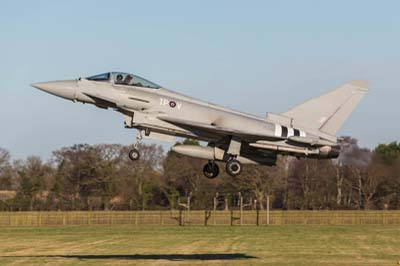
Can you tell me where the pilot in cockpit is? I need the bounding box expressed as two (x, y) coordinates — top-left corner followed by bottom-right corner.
(124, 75), (133, 84)
(86, 72), (161, 89)
(115, 74), (124, 84)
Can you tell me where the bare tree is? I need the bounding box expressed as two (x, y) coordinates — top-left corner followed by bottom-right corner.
(0, 148), (14, 190)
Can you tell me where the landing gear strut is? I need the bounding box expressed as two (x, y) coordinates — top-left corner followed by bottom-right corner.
(203, 161), (219, 179)
(226, 159), (242, 177)
(225, 137), (243, 177)
(129, 131), (143, 161)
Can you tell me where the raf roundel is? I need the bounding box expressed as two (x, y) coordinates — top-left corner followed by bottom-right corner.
(169, 101), (177, 108)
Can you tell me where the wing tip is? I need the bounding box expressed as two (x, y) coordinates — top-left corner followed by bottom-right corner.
(349, 80), (369, 92)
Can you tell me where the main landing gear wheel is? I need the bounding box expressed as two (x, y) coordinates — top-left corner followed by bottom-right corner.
(203, 161), (220, 179)
(226, 160), (242, 177)
(129, 148), (140, 161)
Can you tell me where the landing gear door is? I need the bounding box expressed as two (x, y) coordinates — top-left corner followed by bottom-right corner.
(124, 112), (148, 127)
(132, 111), (148, 125)
(143, 131), (176, 143)
(124, 114), (134, 128)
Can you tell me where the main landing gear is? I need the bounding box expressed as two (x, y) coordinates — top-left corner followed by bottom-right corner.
(225, 159), (242, 177)
(202, 159), (242, 178)
(203, 161), (220, 179)
(129, 132), (142, 161)
(224, 137), (242, 177)
(202, 137), (243, 178)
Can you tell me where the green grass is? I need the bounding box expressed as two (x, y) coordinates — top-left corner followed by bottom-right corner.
(0, 225), (399, 266)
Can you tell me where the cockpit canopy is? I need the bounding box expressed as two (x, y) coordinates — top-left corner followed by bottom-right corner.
(86, 72), (161, 89)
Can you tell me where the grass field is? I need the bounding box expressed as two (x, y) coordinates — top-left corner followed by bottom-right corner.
(0, 225), (399, 266)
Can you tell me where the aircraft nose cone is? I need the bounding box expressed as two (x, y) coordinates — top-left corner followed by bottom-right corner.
(31, 80), (77, 100)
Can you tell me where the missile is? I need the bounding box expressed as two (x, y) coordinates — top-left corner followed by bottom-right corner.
(288, 136), (336, 146)
(250, 141), (340, 158)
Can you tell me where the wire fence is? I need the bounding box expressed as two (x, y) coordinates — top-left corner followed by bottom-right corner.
(0, 210), (400, 227)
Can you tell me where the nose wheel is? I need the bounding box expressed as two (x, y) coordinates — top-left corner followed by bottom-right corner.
(129, 148), (140, 161)
(226, 159), (242, 177)
(203, 161), (220, 179)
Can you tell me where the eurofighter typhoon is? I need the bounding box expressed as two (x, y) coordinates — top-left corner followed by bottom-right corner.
(32, 72), (368, 178)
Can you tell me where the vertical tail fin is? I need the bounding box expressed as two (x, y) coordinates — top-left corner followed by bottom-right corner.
(282, 80), (369, 136)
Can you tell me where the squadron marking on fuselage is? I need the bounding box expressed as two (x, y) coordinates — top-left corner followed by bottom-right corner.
(160, 97), (182, 109)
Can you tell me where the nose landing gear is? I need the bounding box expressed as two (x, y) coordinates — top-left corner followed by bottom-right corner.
(128, 131), (143, 161)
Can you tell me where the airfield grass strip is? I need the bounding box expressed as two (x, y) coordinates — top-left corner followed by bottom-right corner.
(0, 225), (399, 266)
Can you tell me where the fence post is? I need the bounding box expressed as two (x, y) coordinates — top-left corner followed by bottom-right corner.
(179, 209), (183, 226)
(334, 211), (338, 225)
(38, 212), (42, 227)
(204, 210), (212, 226)
(304, 210), (307, 225)
(187, 193), (191, 225)
(256, 206), (259, 226)
(239, 192), (243, 226)
(266, 195), (270, 226)
(382, 211), (386, 225)
(213, 192), (218, 226)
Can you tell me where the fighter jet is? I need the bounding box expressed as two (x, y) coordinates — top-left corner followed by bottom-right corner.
(32, 72), (368, 178)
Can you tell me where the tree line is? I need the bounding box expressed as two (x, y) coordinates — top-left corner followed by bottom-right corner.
(0, 137), (399, 211)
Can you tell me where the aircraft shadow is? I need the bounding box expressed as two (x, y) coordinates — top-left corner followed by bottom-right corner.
(1, 253), (257, 261)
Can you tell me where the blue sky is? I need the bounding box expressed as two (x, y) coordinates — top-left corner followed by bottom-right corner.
(0, 0), (399, 159)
